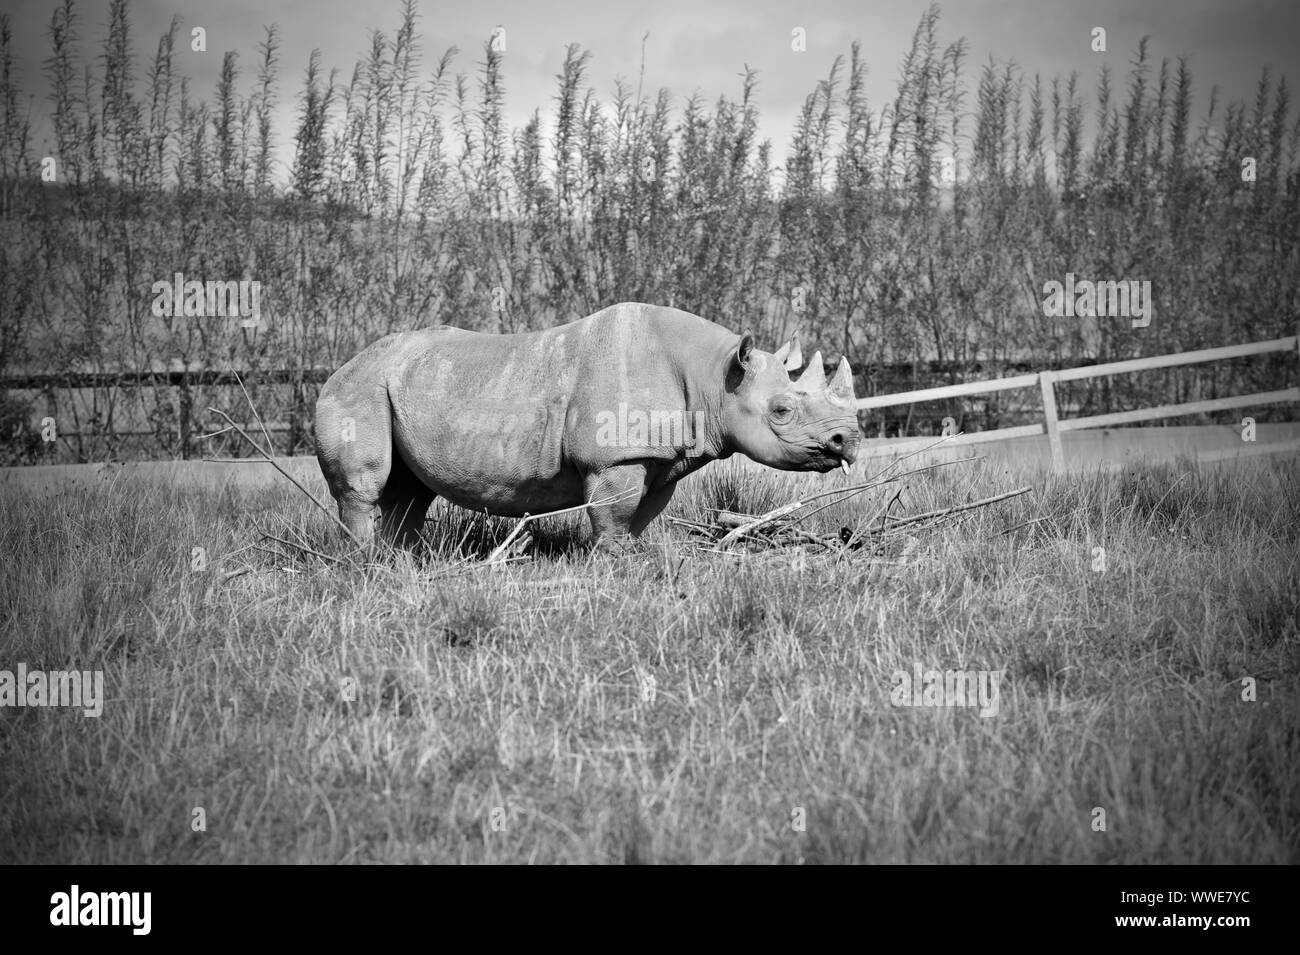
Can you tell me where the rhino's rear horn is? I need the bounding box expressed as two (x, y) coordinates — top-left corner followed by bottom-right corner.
(774, 337), (803, 372)
(829, 356), (856, 404)
(794, 351), (826, 393)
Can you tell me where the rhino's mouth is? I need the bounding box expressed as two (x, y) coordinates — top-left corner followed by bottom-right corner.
(807, 448), (853, 474)
(780, 433), (857, 473)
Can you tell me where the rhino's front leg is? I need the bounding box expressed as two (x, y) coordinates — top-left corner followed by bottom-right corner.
(583, 462), (656, 552)
(629, 480), (679, 536)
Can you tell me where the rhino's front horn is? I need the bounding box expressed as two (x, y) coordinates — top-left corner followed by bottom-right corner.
(829, 356), (857, 404)
(794, 351), (826, 393)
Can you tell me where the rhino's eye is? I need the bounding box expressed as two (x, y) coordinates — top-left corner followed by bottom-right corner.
(768, 397), (795, 423)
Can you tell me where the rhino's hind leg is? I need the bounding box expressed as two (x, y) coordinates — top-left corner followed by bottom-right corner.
(377, 452), (436, 550)
(315, 388), (393, 547)
(337, 495), (378, 545)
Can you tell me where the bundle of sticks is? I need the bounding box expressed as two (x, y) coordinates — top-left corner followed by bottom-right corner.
(671, 454), (1032, 558)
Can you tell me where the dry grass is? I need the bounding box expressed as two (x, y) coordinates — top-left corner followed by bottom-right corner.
(1, 456), (1297, 863)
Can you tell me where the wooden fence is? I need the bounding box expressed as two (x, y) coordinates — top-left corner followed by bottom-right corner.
(855, 334), (1300, 472)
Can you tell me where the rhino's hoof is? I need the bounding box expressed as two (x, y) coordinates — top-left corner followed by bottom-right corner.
(590, 536), (640, 557)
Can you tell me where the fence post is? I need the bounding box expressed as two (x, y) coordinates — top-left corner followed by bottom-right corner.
(179, 370), (192, 460)
(1040, 370), (1065, 473)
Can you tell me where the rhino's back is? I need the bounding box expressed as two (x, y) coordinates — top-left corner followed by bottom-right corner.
(387, 302), (734, 417)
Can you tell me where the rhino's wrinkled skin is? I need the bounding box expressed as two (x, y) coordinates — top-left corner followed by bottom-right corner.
(314, 302), (860, 549)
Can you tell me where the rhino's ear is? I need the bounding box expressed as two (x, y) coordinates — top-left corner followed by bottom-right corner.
(736, 334), (755, 367)
(727, 334), (757, 390)
(738, 332), (759, 369)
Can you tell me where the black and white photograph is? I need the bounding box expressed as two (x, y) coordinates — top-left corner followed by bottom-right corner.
(0, 0), (1296, 890)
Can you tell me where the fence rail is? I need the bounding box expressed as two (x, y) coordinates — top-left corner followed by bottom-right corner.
(855, 334), (1300, 471)
(0, 368), (332, 389)
(5, 337), (1298, 470)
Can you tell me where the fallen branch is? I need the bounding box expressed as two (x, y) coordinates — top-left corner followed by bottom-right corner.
(667, 515), (715, 531)
(260, 529), (344, 564)
(793, 456), (977, 527)
(717, 499), (817, 547)
(716, 455), (978, 548)
(871, 486), (1034, 532)
(712, 511), (841, 549)
(691, 458), (1026, 557)
(1001, 516), (1052, 536)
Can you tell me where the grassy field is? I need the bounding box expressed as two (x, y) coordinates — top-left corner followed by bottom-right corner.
(1, 455), (1297, 863)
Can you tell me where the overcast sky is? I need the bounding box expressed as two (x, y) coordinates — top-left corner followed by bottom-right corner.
(6, 0), (1298, 179)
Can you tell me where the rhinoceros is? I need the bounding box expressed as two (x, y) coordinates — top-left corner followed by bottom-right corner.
(314, 302), (860, 550)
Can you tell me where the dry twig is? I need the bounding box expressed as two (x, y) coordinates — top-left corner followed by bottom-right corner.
(872, 486), (1033, 532)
